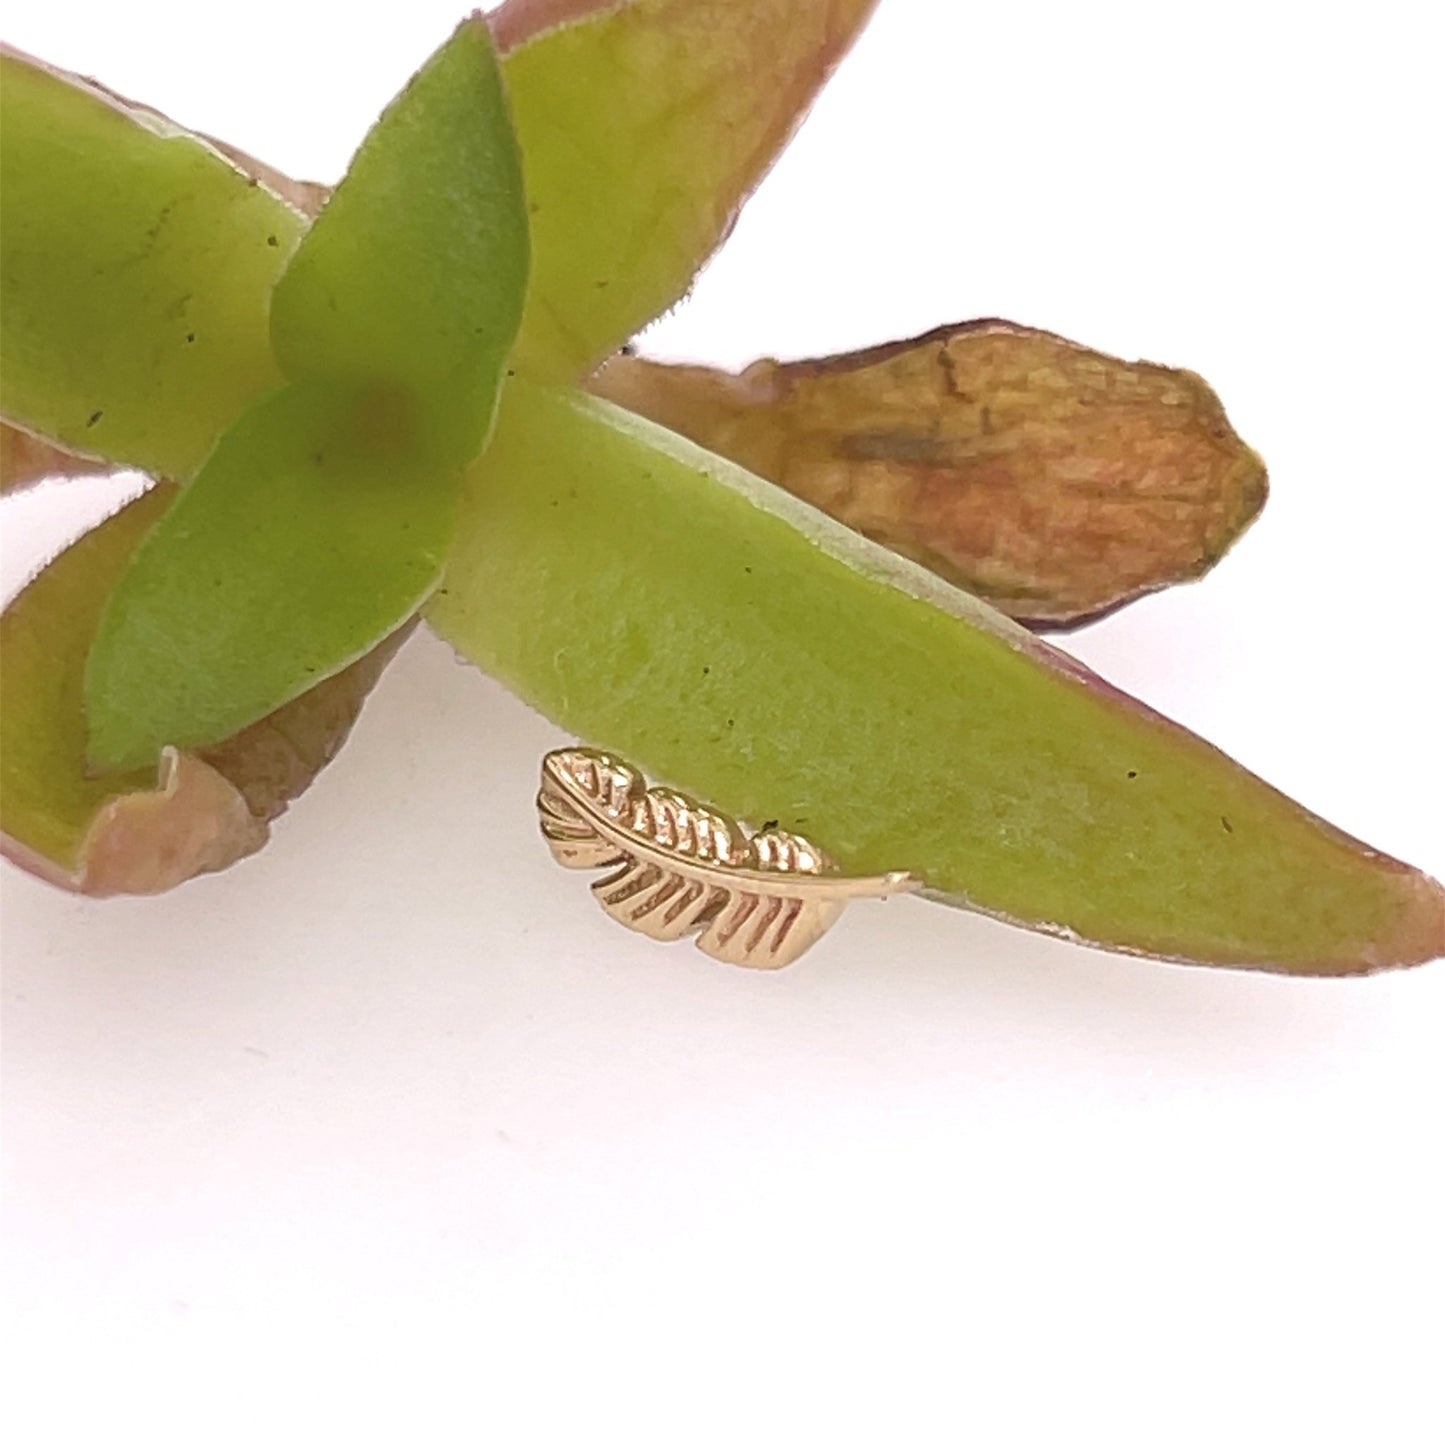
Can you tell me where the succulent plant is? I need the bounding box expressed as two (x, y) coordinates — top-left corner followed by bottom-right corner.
(2, 0), (1440, 974)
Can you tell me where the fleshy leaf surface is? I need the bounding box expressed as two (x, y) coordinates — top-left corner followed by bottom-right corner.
(84, 20), (529, 771)
(498, 0), (878, 378)
(0, 488), (405, 893)
(427, 382), (1444, 974)
(590, 324), (1269, 628)
(0, 46), (304, 478)
(271, 15), (527, 468)
(84, 385), (458, 770)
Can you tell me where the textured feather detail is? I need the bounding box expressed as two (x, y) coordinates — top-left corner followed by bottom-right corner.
(538, 748), (916, 968)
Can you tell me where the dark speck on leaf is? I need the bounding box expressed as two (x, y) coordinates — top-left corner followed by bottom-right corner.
(726, 718), (734, 728)
(595, 279), (609, 289)
(266, 234), (279, 247)
(744, 566), (752, 574)
(1221, 816), (1234, 833)
(186, 332), (196, 343)
(1127, 770), (1138, 779)
(86, 410), (102, 427)
(761, 819), (778, 831)
(702, 666), (710, 675)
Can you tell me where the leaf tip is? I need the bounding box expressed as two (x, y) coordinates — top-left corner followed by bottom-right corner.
(1369, 863), (1445, 972)
(75, 747), (268, 895)
(2, 748), (267, 897)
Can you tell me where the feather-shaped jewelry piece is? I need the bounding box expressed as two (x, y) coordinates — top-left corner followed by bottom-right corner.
(538, 748), (917, 968)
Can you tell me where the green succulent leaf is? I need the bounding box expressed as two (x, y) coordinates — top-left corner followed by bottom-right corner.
(0, 45), (303, 478)
(499, 0), (878, 379)
(83, 18), (529, 771)
(271, 15), (527, 468)
(427, 382), (1444, 974)
(2, 488), (175, 870)
(84, 384), (458, 771)
(0, 485), (408, 893)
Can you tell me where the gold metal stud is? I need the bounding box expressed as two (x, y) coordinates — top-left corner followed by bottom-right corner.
(538, 748), (917, 968)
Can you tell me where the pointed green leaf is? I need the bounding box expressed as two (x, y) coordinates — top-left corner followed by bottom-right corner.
(499, 0), (878, 378)
(84, 21), (529, 770)
(85, 383), (457, 771)
(426, 382), (1444, 974)
(271, 15), (527, 467)
(0, 46), (303, 477)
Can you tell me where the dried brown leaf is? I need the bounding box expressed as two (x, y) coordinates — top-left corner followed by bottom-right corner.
(590, 321), (1269, 628)
(195, 621), (411, 825)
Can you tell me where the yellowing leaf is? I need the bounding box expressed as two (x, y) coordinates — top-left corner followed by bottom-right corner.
(590, 323), (1269, 628)
(500, 0), (878, 378)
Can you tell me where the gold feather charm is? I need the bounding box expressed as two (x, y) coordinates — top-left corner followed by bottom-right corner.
(538, 748), (917, 969)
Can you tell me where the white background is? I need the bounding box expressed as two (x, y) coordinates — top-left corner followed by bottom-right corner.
(3, 2), (1442, 1440)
